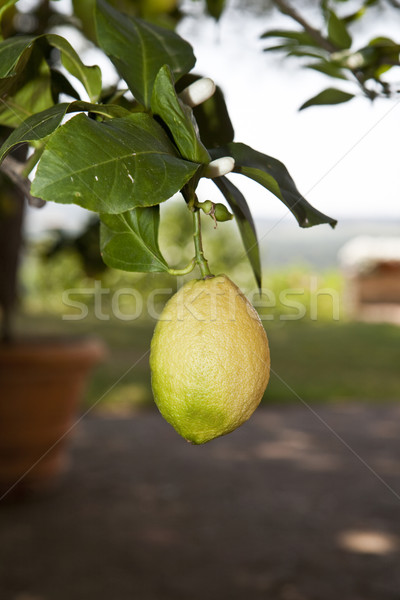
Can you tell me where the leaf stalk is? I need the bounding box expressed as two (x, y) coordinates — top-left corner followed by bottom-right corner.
(167, 258), (196, 276)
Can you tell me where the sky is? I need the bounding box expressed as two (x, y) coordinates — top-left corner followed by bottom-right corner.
(23, 0), (400, 234)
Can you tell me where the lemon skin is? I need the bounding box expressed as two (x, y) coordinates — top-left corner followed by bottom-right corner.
(150, 275), (270, 444)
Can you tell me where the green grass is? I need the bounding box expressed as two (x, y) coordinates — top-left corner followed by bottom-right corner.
(266, 320), (400, 403)
(13, 312), (400, 411)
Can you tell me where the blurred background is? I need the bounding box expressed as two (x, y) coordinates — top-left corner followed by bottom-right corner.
(1, 0), (400, 599)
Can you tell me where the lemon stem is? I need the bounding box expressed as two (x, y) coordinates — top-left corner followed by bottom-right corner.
(193, 208), (213, 278)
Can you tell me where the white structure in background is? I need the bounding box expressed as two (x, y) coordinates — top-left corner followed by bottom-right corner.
(339, 236), (400, 324)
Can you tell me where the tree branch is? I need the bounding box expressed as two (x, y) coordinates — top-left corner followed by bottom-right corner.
(0, 156), (45, 208)
(272, 0), (378, 101)
(272, 0), (336, 52)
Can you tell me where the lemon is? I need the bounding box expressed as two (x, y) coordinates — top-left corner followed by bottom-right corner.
(150, 275), (270, 444)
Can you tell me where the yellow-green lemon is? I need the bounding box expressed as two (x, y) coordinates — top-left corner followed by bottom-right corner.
(150, 275), (270, 444)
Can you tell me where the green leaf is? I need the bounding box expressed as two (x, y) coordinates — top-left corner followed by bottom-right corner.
(100, 207), (169, 272)
(0, 36), (35, 84)
(0, 103), (69, 162)
(285, 47), (329, 60)
(263, 43), (328, 61)
(213, 176), (261, 289)
(210, 143), (337, 229)
(205, 0), (226, 20)
(0, 0), (18, 20)
(151, 65), (209, 163)
(262, 42), (298, 53)
(31, 112), (200, 213)
(0, 33), (101, 96)
(0, 0), (18, 38)
(368, 38), (400, 70)
(342, 7), (366, 25)
(369, 36), (400, 49)
(299, 87), (354, 110)
(306, 61), (348, 80)
(0, 101), (131, 163)
(45, 34), (102, 102)
(175, 73), (234, 148)
(95, 0), (196, 107)
(260, 29), (319, 47)
(72, 0), (97, 43)
(327, 9), (352, 50)
(0, 44), (53, 127)
(0, 32), (102, 125)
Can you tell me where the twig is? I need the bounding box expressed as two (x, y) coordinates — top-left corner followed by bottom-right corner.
(386, 0), (400, 8)
(273, 0), (336, 52)
(0, 156), (45, 208)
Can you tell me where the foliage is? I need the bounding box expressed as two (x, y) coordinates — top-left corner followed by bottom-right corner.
(261, 0), (400, 108)
(20, 200), (252, 315)
(0, 0), (336, 301)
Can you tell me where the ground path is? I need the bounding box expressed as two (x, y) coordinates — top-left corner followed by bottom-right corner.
(1, 403), (400, 600)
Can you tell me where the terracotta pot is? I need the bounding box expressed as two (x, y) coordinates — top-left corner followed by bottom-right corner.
(0, 337), (105, 495)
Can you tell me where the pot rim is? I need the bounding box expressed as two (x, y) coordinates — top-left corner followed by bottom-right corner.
(0, 337), (107, 365)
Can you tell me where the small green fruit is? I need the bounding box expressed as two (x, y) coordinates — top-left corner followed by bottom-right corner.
(197, 200), (213, 214)
(213, 203), (233, 222)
